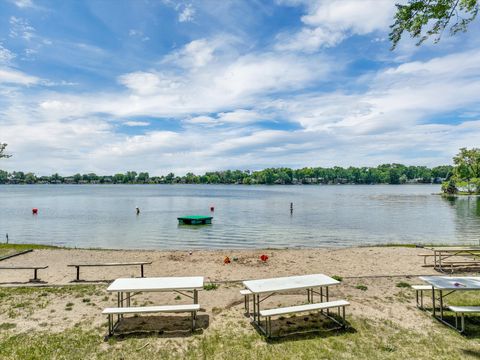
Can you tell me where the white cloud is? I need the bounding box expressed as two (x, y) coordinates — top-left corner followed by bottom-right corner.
(276, 0), (397, 52)
(163, 39), (216, 69)
(123, 121), (150, 127)
(10, 0), (35, 8)
(118, 72), (165, 95)
(0, 45), (16, 64)
(128, 29), (149, 42)
(0, 67), (39, 85)
(178, 4), (195, 23)
(9, 16), (36, 41)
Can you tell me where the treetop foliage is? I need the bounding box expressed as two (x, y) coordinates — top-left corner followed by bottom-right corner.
(390, 0), (478, 49)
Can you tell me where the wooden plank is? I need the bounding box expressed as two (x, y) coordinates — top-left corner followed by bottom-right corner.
(0, 249), (33, 262)
(67, 262), (151, 267)
(0, 266), (48, 270)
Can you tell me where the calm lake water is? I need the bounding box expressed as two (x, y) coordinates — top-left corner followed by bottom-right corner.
(0, 185), (479, 250)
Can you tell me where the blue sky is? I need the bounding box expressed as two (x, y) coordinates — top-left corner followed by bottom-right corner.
(1, 0), (480, 175)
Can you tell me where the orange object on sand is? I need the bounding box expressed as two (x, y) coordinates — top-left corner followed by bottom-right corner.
(260, 254), (269, 262)
(224, 256), (231, 264)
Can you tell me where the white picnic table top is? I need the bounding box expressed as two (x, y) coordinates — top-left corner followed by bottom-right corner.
(243, 274), (339, 294)
(426, 247), (480, 252)
(419, 276), (480, 290)
(107, 276), (204, 292)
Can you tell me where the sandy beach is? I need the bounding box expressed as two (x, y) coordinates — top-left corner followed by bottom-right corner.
(0, 246), (441, 332)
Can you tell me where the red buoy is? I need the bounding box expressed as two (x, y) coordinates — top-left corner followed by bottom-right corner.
(32, 208), (38, 215)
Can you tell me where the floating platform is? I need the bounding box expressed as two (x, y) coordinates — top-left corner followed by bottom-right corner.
(178, 215), (213, 225)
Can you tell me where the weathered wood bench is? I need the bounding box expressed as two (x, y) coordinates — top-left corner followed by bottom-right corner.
(0, 266), (48, 282)
(259, 300), (349, 337)
(411, 284), (431, 309)
(442, 261), (480, 273)
(448, 306), (480, 333)
(103, 304), (200, 335)
(68, 261), (152, 281)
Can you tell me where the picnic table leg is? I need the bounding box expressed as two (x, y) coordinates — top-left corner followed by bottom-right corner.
(140, 264), (144, 278)
(326, 286), (330, 315)
(76, 266), (80, 281)
(432, 287), (436, 317)
(117, 293), (121, 322)
(439, 290), (443, 320)
(257, 295), (261, 323)
(126, 292), (131, 307)
(193, 290), (198, 304)
(30, 268), (39, 282)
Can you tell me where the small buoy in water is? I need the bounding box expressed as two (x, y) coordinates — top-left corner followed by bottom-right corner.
(210, 206), (215, 212)
(32, 208), (38, 215)
(136, 207), (140, 215)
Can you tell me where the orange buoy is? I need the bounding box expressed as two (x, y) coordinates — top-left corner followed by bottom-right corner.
(32, 208), (38, 214)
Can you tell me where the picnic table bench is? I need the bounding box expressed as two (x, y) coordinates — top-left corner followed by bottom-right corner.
(243, 274), (348, 337)
(0, 265), (48, 282)
(68, 261), (152, 281)
(103, 304), (200, 334)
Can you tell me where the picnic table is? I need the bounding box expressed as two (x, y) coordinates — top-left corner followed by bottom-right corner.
(243, 274), (342, 336)
(105, 276), (204, 335)
(419, 276), (480, 332)
(425, 247), (480, 272)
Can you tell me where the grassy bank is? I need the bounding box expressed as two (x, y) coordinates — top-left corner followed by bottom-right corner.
(0, 243), (62, 258)
(1, 285), (480, 359)
(1, 316), (479, 359)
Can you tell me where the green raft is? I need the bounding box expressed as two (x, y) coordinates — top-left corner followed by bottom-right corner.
(178, 215), (213, 225)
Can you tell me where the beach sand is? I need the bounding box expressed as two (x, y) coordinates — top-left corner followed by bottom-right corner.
(0, 246), (447, 336)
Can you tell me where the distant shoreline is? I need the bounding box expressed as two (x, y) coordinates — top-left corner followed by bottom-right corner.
(0, 182), (441, 186)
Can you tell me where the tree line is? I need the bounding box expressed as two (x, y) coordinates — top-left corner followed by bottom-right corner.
(0, 164), (452, 185)
(442, 147), (480, 194)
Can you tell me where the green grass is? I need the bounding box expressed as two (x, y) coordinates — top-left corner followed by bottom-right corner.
(203, 283), (219, 291)
(0, 243), (62, 257)
(355, 285), (368, 291)
(396, 282), (411, 288)
(0, 317), (480, 359)
(332, 275), (343, 282)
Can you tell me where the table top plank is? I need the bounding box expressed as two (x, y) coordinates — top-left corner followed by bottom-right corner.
(243, 274), (339, 294)
(426, 247), (480, 252)
(107, 276), (204, 292)
(419, 276), (480, 290)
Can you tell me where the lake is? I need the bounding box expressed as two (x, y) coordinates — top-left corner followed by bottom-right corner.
(0, 184), (479, 250)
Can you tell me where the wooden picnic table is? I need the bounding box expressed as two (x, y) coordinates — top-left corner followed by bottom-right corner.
(425, 247), (480, 272)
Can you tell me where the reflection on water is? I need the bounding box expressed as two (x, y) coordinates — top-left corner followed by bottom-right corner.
(443, 195), (480, 245)
(0, 185), (479, 250)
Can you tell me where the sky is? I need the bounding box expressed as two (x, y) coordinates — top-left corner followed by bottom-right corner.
(0, 0), (479, 176)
